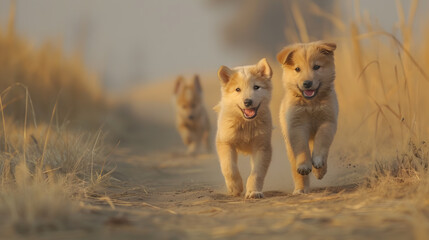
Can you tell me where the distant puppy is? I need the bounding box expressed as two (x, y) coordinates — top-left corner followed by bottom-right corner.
(277, 41), (338, 194)
(174, 75), (211, 154)
(215, 58), (273, 199)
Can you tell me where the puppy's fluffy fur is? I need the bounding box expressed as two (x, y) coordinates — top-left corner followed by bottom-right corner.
(215, 58), (273, 199)
(277, 41), (338, 194)
(174, 75), (211, 154)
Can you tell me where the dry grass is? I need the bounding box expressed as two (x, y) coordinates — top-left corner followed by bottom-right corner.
(0, 4), (107, 126)
(0, 4), (113, 235)
(0, 162), (78, 234)
(0, 120), (113, 235)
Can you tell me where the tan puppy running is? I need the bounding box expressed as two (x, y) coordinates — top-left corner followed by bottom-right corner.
(215, 58), (273, 199)
(174, 75), (211, 155)
(277, 41), (338, 194)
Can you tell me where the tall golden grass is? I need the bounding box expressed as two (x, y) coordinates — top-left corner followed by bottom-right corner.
(0, 4), (113, 235)
(0, 4), (107, 126)
(0, 123), (111, 234)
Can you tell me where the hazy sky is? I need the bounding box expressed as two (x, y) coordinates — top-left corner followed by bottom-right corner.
(0, 0), (427, 89)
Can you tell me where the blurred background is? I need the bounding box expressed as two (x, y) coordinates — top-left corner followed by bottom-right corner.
(1, 0), (427, 89)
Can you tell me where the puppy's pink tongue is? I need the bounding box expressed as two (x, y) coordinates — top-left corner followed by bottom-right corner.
(244, 109), (256, 117)
(303, 90), (315, 97)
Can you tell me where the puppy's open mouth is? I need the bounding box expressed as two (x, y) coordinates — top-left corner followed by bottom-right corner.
(237, 103), (261, 120)
(299, 84), (321, 99)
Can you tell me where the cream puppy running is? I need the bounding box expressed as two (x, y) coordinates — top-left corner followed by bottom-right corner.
(215, 58), (273, 199)
(174, 75), (211, 155)
(277, 41), (338, 194)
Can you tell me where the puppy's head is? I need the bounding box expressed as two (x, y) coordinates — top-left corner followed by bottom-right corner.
(217, 58), (272, 120)
(277, 41), (336, 100)
(174, 75), (203, 121)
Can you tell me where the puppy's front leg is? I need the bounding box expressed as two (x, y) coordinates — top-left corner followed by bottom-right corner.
(312, 121), (336, 179)
(178, 126), (194, 154)
(178, 126), (189, 143)
(186, 135), (198, 155)
(217, 142), (243, 196)
(202, 129), (211, 153)
(245, 144), (272, 199)
(286, 125), (311, 194)
(285, 143), (310, 194)
(288, 125), (312, 175)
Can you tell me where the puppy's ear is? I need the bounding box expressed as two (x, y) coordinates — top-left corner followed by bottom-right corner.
(193, 75), (202, 93)
(255, 58), (272, 79)
(318, 42), (337, 55)
(277, 45), (296, 66)
(218, 65), (233, 86)
(174, 76), (184, 95)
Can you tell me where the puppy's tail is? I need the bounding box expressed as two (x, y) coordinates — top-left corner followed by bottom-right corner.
(213, 102), (221, 113)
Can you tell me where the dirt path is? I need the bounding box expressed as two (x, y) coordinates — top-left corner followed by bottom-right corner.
(93, 71), (429, 239)
(65, 145), (418, 240)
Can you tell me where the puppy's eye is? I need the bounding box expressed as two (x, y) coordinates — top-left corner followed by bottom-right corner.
(253, 85), (260, 90)
(236, 88), (241, 92)
(295, 67), (301, 72)
(313, 65), (321, 70)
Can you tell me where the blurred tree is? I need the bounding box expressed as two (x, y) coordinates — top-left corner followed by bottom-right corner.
(209, 0), (335, 56)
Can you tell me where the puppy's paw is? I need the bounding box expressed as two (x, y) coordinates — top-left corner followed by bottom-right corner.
(293, 189), (309, 195)
(227, 182), (243, 197)
(297, 164), (312, 175)
(313, 167), (327, 180)
(312, 156), (325, 169)
(245, 191), (264, 199)
(186, 147), (197, 156)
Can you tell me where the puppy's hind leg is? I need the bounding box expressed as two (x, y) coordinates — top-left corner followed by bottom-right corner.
(245, 145), (272, 199)
(312, 122), (336, 180)
(217, 143), (243, 196)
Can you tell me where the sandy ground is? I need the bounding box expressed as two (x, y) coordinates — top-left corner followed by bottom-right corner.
(50, 144), (416, 240)
(54, 78), (415, 240)
(19, 79), (422, 240)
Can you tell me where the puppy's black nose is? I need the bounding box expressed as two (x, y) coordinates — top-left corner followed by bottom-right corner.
(244, 99), (253, 107)
(188, 115), (194, 120)
(303, 80), (313, 89)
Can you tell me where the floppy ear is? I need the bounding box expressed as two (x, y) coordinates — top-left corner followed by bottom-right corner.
(174, 76), (184, 95)
(193, 75), (202, 93)
(277, 46), (296, 66)
(318, 42), (337, 55)
(218, 65), (233, 86)
(255, 58), (272, 79)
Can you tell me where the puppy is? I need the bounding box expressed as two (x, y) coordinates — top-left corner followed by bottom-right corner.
(174, 75), (211, 154)
(215, 58), (273, 199)
(277, 41), (338, 194)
